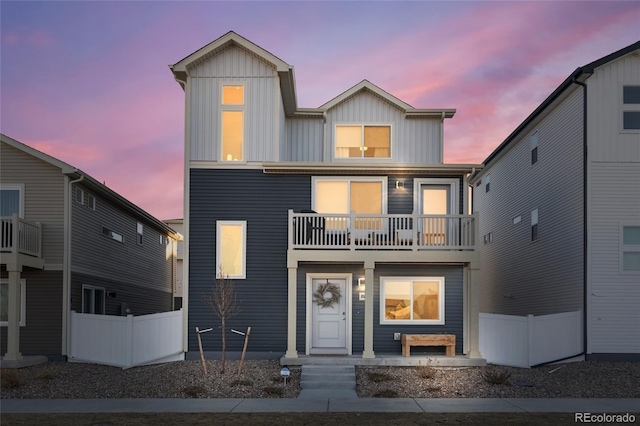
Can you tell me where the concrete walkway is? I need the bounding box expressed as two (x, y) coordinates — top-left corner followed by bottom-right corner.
(2, 398), (638, 414)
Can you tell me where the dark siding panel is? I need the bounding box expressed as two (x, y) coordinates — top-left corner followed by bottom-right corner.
(189, 169), (467, 354)
(189, 169), (311, 353)
(71, 272), (173, 316)
(71, 184), (174, 295)
(0, 269), (63, 356)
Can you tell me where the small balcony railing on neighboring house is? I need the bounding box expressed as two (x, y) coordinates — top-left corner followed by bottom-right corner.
(0, 214), (43, 259)
(288, 210), (477, 251)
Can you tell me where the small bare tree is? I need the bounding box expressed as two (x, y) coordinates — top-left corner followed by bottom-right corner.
(203, 268), (241, 373)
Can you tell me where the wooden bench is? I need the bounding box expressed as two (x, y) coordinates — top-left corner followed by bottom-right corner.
(401, 334), (456, 357)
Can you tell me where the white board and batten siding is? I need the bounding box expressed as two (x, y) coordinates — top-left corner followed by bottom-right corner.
(474, 87), (584, 316)
(586, 51), (640, 354)
(188, 46), (280, 162)
(324, 91), (444, 164)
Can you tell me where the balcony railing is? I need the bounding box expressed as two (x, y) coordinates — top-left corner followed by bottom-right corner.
(0, 214), (42, 259)
(288, 210), (476, 251)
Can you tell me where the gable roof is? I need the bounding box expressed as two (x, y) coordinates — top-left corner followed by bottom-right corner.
(170, 31), (298, 116)
(0, 133), (180, 239)
(474, 40), (640, 177)
(319, 80), (455, 118)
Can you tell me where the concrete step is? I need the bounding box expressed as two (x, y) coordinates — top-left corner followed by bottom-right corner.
(299, 365), (357, 396)
(300, 380), (355, 390)
(297, 389), (359, 399)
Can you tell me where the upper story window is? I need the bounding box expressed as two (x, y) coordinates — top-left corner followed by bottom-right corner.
(530, 131), (539, 165)
(484, 174), (491, 193)
(335, 125), (391, 159)
(622, 86), (640, 131)
(531, 208), (539, 242)
(136, 222), (143, 245)
(221, 85), (244, 162)
(75, 187), (84, 205)
(0, 184), (23, 217)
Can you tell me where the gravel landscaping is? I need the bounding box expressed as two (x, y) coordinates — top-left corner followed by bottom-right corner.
(2, 359), (639, 399)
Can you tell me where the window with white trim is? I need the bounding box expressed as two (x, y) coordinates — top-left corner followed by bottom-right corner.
(87, 194), (96, 210)
(622, 86), (640, 131)
(75, 187), (84, 205)
(216, 221), (246, 279)
(82, 285), (105, 314)
(531, 208), (539, 242)
(0, 279), (26, 326)
(530, 131), (539, 165)
(621, 225), (640, 271)
(0, 184), (23, 217)
(380, 277), (445, 325)
(335, 125), (391, 158)
(485, 174), (491, 193)
(221, 84), (244, 161)
(136, 222), (143, 245)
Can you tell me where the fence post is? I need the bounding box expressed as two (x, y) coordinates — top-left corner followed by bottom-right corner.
(527, 314), (534, 367)
(127, 314), (134, 368)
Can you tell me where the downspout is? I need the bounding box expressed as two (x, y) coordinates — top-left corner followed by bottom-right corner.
(175, 74), (190, 355)
(322, 111), (327, 162)
(63, 172), (84, 358)
(573, 76), (589, 359)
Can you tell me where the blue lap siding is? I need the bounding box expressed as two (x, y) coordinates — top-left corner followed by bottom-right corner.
(189, 168), (466, 355)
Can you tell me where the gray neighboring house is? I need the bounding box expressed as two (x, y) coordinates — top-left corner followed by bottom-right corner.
(164, 218), (184, 309)
(1, 134), (182, 362)
(470, 41), (640, 361)
(171, 31), (484, 362)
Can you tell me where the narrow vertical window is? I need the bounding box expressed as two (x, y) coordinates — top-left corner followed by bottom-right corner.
(216, 221), (246, 279)
(485, 174), (491, 193)
(75, 187), (84, 205)
(531, 208), (539, 242)
(221, 85), (244, 161)
(87, 194), (96, 210)
(622, 86), (640, 130)
(136, 222), (143, 245)
(530, 131), (538, 165)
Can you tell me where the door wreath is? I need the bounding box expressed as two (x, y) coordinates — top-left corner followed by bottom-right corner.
(313, 281), (342, 308)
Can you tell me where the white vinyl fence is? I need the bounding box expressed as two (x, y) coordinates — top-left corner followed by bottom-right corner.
(479, 310), (582, 368)
(69, 309), (184, 368)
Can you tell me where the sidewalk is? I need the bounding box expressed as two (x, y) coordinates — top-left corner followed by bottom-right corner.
(2, 398), (639, 414)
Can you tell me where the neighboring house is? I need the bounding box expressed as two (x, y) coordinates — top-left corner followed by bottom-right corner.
(471, 41), (640, 361)
(0, 134), (182, 362)
(164, 219), (184, 309)
(170, 31), (483, 362)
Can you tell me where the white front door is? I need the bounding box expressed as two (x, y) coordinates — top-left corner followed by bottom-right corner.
(309, 277), (349, 354)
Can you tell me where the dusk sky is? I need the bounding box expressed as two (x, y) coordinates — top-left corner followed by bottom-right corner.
(2, 1), (639, 220)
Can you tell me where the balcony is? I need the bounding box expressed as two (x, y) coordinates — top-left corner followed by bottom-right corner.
(1, 214), (44, 269)
(288, 210), (477, 251)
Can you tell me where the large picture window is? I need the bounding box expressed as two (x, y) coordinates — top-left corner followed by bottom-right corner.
(380, 277), (445, 325)
(216, 221), (246, 279)
(335, 125), (391, 158)
(221, 84), (244, 161)
(313, 177), (386, 230)
(0, 279), (26, 326)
